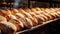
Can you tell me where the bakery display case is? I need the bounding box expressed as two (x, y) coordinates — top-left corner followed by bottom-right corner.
(0, 0), (60, 34)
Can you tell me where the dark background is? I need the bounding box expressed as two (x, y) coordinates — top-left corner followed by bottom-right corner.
(0, 0), (60, 8)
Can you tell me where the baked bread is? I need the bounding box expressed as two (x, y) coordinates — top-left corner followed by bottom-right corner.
(0, 21), (17, 34)
(18, 18), (33, 28)
(9, 19), (23, 31)
(0, 15), (7, 22)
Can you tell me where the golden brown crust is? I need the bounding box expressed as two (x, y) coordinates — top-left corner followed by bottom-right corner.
(0, 21), (17, 34)
(19, 18), (33, 28)
(9, 19), (23, 31)
(0, 15), (7, 22)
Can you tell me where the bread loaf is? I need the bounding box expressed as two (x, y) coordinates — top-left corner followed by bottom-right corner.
(0, 21), (17, 34)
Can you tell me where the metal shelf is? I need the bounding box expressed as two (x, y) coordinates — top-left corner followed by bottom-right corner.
(16, 18), (60, 34)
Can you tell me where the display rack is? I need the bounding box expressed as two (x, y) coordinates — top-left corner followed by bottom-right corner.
(16, 18), (60, 34)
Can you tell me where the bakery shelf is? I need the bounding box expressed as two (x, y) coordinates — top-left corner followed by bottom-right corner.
(16, 18), (60, 34)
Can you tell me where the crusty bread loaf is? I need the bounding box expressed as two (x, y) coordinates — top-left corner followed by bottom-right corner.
(0, 21), (17, 34)
(9, 19), (23, 31)
(18, 18), (33, 28)
(31, 8), (39, 15)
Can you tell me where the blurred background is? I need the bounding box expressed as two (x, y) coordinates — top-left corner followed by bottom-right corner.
(0, 0), (60, 8)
